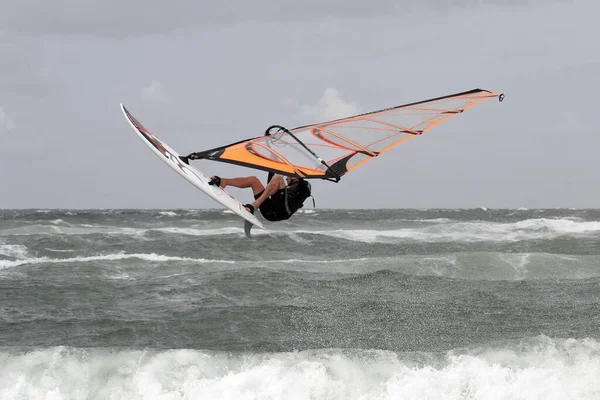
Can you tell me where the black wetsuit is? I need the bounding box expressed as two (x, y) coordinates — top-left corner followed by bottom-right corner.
(254, 173), (312, 222)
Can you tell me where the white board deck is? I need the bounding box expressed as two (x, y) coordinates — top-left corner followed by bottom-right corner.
(120, 104), (264, 230)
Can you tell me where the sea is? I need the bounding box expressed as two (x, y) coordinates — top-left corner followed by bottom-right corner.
(0, 208), (599, 399)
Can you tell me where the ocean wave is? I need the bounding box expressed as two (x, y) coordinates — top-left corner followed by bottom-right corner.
(0, 224), (146, 237)
(3, 249), (599, 280)
(0, 244), (29, 259)
(270, 252), (600, 280)
(0, 251), (371, 271)
(327, 252), (600, 280)
(0, 336), (597, 399)
(150, 217), (600, 243)
(155, 227), (242, 236)
(289, 217), (600, 243)
(0, 224), (246, 238)
(151, 217), (600, 242)
(0, 253), (237, 269)
(3, 217), (599, 243)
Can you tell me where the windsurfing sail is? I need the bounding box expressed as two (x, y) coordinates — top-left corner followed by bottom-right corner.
(191, 88), (504, 182)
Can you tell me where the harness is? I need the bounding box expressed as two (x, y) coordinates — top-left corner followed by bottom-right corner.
(283, 180), (315, 216)
(283, 179), (313, 216)
(263, 172), (315, 220)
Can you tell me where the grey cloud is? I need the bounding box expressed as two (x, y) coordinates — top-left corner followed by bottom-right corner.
(0, 0), (598, 209)
(1, 0), (573, 37)
(141, 80), (172, 105)
(0, 33), (56, 97)
(300, 88), (361, 122)
(0, 106), (16, 132)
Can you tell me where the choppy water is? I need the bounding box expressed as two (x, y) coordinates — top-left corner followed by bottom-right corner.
(1, 208), (599, 399)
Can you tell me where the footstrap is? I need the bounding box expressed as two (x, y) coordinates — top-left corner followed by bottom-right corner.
(208, 176), (221, 186)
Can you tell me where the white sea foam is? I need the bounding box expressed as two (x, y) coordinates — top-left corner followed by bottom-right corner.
(0, 336), (598, 399)
(513, 218), (600, 233)
(0, 244), (29, 259)
(44, 249), (77, 253)
(5, 217), (598, 242)
(0, 224), (145, 237)
(0, 251), (369, 271)
(3, 248), (597, 281)
(158, 211), (178, 217)
(0, 253), (236, 269)
(155, 227), (242, 236)
(416, 217), (453, 223)
(293, 217), (600, 243)
(257, 252), (600, 280)
(297, 209), (317, 215)
(49, 219), (70, 226)
(262, 257), (369, 264)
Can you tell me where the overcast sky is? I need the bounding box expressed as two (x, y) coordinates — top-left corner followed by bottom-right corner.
(1, 0), (598, 209)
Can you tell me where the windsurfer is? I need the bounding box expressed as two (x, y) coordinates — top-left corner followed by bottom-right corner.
(206, 173), (312, 222)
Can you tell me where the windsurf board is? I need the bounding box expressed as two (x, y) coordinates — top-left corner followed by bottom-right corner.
(120, 104), (264, 234)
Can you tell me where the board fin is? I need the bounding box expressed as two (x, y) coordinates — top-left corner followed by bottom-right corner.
(244, 220), (254, 239)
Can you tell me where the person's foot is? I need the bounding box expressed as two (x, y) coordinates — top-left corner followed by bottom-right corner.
(208, 176), (222, 187)
(181, 153), (200, 165)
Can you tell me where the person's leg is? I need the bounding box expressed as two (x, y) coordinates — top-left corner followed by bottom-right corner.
(217, 176), (264, 196)
(249, 175), (285, 210)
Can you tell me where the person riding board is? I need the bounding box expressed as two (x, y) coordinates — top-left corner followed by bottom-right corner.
(180, 154), (313, 222)
(209, 173), (312, 221)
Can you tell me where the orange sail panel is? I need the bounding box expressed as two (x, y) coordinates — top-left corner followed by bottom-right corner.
(196, 88), (503, 180)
